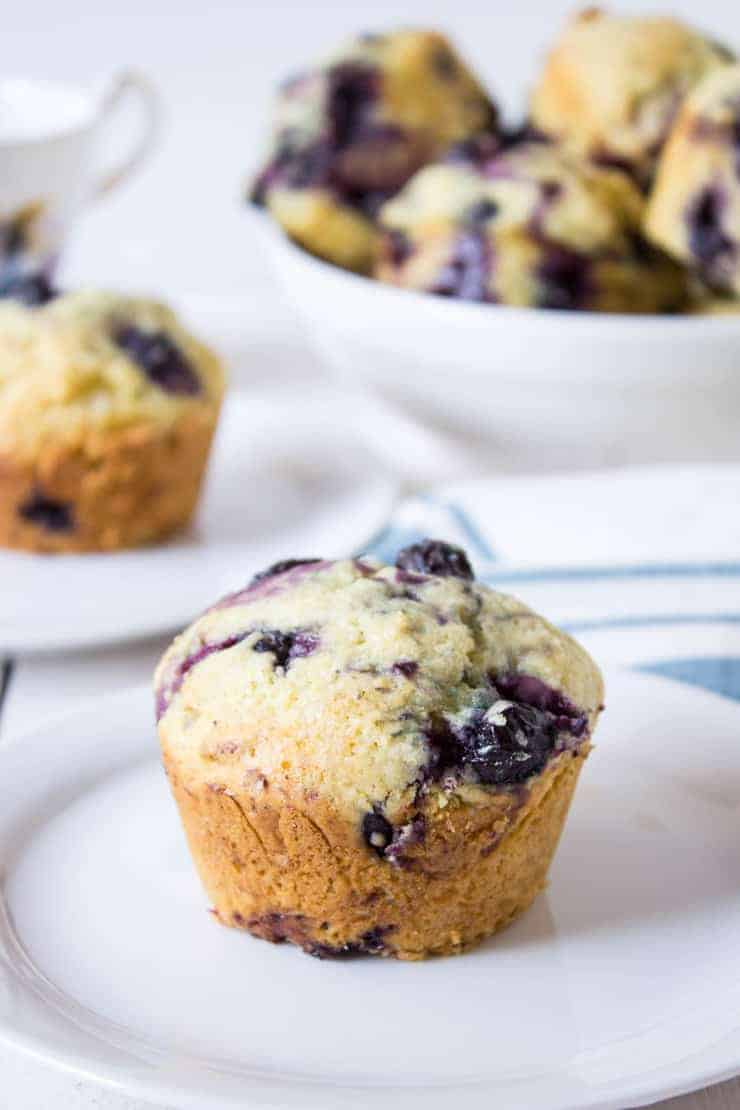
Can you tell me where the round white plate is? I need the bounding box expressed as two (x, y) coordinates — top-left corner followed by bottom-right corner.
(0, 391), (394, 654)
(1, 669), (739, 1110)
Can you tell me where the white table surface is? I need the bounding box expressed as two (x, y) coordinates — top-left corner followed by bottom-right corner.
(4, 0), (740, 1105)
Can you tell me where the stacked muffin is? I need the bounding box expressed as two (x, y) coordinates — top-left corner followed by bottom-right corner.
(376, 139), (686, 312)
(0, 286), (225, 552)
(251, 30), (496, 273)
(253, 11), (740, 313)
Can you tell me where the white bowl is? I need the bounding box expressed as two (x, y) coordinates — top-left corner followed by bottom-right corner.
(251, 210), (740, 472)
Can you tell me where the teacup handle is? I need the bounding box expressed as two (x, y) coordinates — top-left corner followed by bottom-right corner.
(93, 70), (161, 198)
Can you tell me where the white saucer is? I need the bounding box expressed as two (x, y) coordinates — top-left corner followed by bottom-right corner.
(1, 668), (738, 1109)
(0, 391), (394, 654)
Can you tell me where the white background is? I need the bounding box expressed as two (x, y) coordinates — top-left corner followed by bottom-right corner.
(4, 2), (740, 1107)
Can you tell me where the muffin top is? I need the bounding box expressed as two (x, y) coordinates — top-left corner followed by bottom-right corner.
(529, 8), (729, 180)
(373, 141), (688, 310)
(156, 542), (604, 834)
(0, 289), (224, 458)
(644, 64), (740, 294)
(251, 29), (495, 212)
(378, 141), (646, 255)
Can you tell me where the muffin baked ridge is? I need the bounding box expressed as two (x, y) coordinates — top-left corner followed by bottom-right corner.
(156, 541), (604, 960)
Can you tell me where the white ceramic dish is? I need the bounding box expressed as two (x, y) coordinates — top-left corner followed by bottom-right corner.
(0, 391), (394, 654)
(1, 668), (739, 1109)
(251, 210), (740, 471)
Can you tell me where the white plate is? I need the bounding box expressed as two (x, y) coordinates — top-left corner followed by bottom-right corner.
(0, 391), (394, 654)
(1, 669), (739, 1110)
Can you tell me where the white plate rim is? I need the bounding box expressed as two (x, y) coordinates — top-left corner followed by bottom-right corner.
(0, 392), (397, 655)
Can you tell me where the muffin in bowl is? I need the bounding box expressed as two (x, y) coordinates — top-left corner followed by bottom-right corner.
(645, 64), (740, 296)
(0, 287), (225, 553)
(529, 7), (730, 185)
(375, 141), (687, 311)
(156, 541), (604, 960)
(250, 29), (497, 273)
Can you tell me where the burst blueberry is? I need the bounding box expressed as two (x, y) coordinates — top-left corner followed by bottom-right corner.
(310, 926), (393, 958)
(114, 325), (201, 396)
(466, 198), (499, 224)
(395, 539), (474, 580)
(423, 674), (589, 787)
(362, 809), (394, 855)
(537, 243), (592, 310)
(495, 672), (588, 737)
(386, 228), (413, 266)
(18, 491), (73, 532)
(252, 628), (319, 670)
(327, 63), (380, 149)
(687, 186), (735, 276)
(431, 230), (490, 301)
(391, 660), (419, 679)
(1, 273), (57, 307)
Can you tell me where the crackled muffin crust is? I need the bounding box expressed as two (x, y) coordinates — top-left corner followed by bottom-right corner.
(645, 65), (740, 296)
(251, 29), (496, 272)
(375, 142), (687, 311)
(530, 8), (729, 183)
(0, 288), (224, 552)
(157, 541), (604, 959)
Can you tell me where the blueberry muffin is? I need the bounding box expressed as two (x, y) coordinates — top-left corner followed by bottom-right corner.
(644, 65), (740, 296)
(156, 541), (603, 960)
(0, 288), (225, 553)
(251, 30), (497, 273)
(530, 8), (730, 184)
(375, 142), (687, 311)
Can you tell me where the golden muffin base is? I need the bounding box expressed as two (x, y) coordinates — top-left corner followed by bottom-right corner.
(0, 407), (219, 553)
(163, 744), (589, 960)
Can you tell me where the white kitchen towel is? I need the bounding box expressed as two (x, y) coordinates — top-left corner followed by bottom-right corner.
(364, 464), (740, 705)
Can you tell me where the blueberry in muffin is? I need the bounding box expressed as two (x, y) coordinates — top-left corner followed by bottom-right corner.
(156, 542), (604, 960)
(0, 290), (225, 553)
(530, 8), (731, 185)
(250, 30), (497, 272)
(375, 140), (687, 311)
(644, 64), (740, 296)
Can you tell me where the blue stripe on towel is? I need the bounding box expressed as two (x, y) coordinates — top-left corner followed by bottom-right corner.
(481, 560), (740, 586)
(563, 614), (740, 633)
(637, 658), (740, 704)
(361, 523), (427, 564)
(361, 501), (740, 705)
(418, 495), (497, 561)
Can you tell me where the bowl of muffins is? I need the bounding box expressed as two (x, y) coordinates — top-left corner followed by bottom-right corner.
(248, 12), (740, 468)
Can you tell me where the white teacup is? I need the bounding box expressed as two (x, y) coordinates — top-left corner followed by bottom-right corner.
(0, 72), (160, 296)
